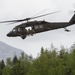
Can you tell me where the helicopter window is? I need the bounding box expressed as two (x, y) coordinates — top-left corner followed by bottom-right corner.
(26, 27), (31, 30)
(18, 28), (20, 32)
(12, 29), (17, 32)
(39, 25), (43, 29)
(34, 25), (39, 29)
(18, 28), (22, 32)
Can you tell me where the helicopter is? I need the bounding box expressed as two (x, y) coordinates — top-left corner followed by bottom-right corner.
(0, 11), (75, 39)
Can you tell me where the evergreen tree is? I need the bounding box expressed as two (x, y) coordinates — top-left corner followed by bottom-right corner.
(12, 62), (24, 75)
(0, 60), (5, 75)
(6, 58), (12, 67)
(12, 55), (19, 65)
(41, 47), (44, 54)
(1, 60), (5, 70)
(1, 44), (75, 75)
(2, 66), (12, 75)
(0, 62), (2, 75)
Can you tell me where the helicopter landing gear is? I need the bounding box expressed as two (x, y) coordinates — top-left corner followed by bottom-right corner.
(21, 35), (26, 39)
(64, 28), (70, 32)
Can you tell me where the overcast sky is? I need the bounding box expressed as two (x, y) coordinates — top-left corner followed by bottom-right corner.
(0, 0), (75, 57)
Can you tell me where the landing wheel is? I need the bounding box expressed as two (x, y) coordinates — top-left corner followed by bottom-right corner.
(21, 35), (26, 39)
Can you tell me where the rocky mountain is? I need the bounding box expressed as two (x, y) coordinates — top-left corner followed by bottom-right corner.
(0, 41), (24, 61)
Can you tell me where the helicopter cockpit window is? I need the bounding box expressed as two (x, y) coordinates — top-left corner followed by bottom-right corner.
(12, 28), (17, 32)
(18, 28), (22, 32)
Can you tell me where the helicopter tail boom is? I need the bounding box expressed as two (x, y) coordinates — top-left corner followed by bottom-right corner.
(69, 14), (75, 25)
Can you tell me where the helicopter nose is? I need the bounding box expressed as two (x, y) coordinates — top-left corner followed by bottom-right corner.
(7, 31), (18, 37)
(7, 31), (14, 37)
(7, 32), (11, 37)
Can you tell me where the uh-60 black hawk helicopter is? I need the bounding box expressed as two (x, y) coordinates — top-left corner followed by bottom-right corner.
(0, 11), (75, 39)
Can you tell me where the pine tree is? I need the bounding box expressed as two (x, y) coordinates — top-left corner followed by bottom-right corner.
(12, 55), (19, 65)
(2, 66), (12, 75)
(0, 60), (5, 75)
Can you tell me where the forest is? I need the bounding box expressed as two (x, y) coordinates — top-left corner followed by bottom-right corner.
(0, 44), (75, 75)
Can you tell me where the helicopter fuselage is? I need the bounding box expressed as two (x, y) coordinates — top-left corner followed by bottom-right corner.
(7, 20), (72, 39)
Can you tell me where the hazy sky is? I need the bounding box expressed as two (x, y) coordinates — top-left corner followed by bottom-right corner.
(0, 0), (75, 57)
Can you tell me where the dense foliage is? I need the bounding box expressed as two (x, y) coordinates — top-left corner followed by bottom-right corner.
(0, 44), (75, 75)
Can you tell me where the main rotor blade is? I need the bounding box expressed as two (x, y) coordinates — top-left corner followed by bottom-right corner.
(31, 11), (60, 19)
(0, 11), (60, 23)
(0, 18), (31, 23)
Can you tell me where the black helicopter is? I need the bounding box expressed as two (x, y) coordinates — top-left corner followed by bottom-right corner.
(0, 11), (75, 39)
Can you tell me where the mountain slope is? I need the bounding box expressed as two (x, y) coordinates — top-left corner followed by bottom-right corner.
(0, 41), (24, 61)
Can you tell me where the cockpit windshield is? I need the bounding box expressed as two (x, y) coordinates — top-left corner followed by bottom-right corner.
(12, 28), (17, 32)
